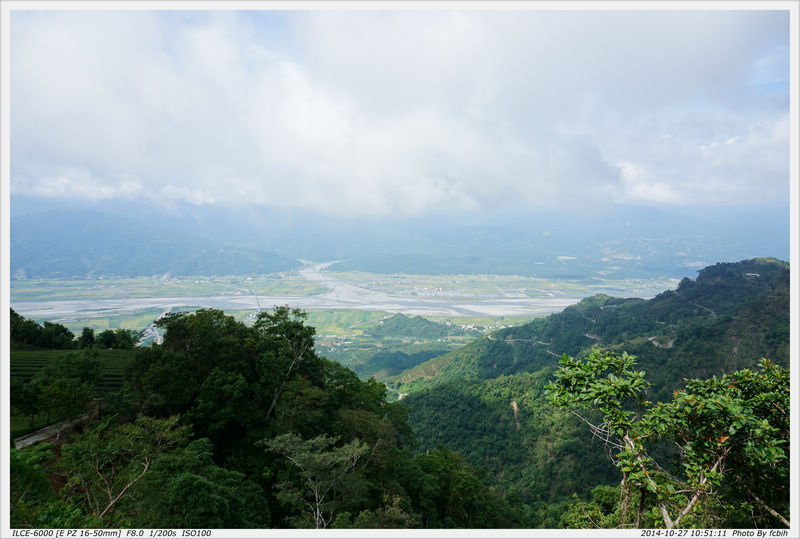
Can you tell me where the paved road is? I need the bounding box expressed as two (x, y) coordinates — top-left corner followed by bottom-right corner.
(14, 413), (93, 448)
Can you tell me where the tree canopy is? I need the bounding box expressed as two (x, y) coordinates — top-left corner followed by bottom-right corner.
(547, 350), (789, 529)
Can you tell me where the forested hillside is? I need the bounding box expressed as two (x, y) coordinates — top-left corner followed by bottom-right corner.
(394, 258), (788, 394)
(394, 258), (790, 526)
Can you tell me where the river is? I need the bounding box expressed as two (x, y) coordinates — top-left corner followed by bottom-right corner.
(11, 262), (589, 320)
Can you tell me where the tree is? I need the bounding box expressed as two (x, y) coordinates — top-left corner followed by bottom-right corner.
(111, 328), (138, 349)
(41, 321), (75, 349)
(78, 327), (95, 348)
(254, 306), (319, 423)
(10, 309), (76, 349)
(97, 329), (117, 349)
(645, 359), (789, 528)
(10, 443), (55, 507)
(10, 308), (25, 339)
(32, 350), (103, 433)
(11, 377), (41, 428)
(262, 433), (368, 528)
(94, 328), (138, 349)
(547, 350), (789, 529)
(347, 495), (418, 528)
(38, 378), (93, 437)
(134, 438), (269, 528)
(58, 415), (189, 525)
(10, 442), (100, 529)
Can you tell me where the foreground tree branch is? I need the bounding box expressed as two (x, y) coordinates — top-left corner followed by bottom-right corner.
(547, 352), (790, 529)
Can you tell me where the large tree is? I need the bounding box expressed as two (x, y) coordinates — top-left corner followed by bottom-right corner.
(263, 433), (368, 529)
(58, 415), (189, 526)
(547, 350), (789, 529)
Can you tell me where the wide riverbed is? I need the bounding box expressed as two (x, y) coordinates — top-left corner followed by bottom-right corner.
(10, 262), (660, 320)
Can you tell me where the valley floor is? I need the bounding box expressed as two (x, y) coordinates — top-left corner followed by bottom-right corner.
(10, 261), (678, 334)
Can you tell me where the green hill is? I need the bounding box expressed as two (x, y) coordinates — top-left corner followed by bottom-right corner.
(393, 258), (788, 395)
(394, 258), (790, 524)
(366, 313), (467, 341)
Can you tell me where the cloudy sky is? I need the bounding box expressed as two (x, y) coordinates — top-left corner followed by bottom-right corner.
(8, 7), (791, 217)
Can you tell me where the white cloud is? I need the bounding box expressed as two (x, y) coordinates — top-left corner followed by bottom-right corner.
(14, 168), (144, 200)
(9, 9), (790, 216)
(616, 161), (682, 204)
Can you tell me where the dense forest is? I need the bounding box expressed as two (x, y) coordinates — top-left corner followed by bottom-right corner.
(8, 258), (790, 529)
(10, 307), (516, 528)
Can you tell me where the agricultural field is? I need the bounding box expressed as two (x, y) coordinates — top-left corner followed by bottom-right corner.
(306, 310), (393, 336)
(10, 348), (137, 395)
(41, 307), (164, 335)
(305, 309), (522, 381)
(9, 347), (138, 439)
(327, 270), (677, 300)
(10, 271), (328, 302)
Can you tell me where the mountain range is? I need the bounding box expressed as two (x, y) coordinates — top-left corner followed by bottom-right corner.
(10, 197), (790, 279)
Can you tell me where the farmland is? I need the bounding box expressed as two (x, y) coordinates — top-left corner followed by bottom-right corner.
(10, 264), (678, 334)
(9, 271), (328, 302)
(9, 347), (138, 439)
(10, 347), (137, 395)
(326, 270), (676, 300)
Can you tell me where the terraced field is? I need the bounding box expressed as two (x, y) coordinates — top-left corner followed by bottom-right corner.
(10, 348), (137, 395)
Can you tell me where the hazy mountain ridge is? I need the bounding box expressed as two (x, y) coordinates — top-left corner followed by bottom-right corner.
(10, 198), (790, 279)
(11, 209), (300, 279)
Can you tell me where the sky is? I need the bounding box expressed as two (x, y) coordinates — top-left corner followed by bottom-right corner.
(7, 7), (792, 218)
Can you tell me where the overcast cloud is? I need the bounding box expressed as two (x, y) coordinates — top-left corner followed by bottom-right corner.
(9, 8), (790, 216)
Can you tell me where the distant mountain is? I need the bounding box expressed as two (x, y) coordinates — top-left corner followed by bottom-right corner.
(10, 209), (300, 279)
(10, 195), (790, 278)
(393, 258), (790, 521)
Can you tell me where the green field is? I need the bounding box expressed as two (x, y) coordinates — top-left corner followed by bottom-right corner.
(11, 270), (678, 304)
(10, 272), (328, 302)
(10, 348), (137, 394)
(328, 270), (677, 299)
(303, 309), (505, 380)
(9, 268), (680, 388)
(306, 310), (391, 336)
(40, 308), (164, 335)
(10, 347), (138, 440)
